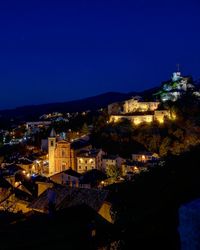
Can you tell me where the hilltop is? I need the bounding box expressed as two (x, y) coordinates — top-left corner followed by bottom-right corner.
(0, 90), (159, 121)
(0, 71), (199, 123)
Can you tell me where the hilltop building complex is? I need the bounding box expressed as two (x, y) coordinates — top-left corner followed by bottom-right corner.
(108, 98), (171, 125)
(154, 71), (195, 102)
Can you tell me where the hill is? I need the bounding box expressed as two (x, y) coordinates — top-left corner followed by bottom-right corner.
(0, 91), (138, 121)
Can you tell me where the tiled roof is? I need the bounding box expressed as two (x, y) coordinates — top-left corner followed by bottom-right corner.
(50, 128), (56, 137)
(77, 149), (101, 158)
(132, 151), (153, 156)
(0, 177), (12, 188)
(71, 140), (91, 150)
(50, 168), (81, 179)
(2, 164), (23, 175)
(64, 168), (82, 178)
(102, 155), (118, 160)
(29, 186), (109, 212)
(125, 160), (145, 167)
(17, 159), (33, 165)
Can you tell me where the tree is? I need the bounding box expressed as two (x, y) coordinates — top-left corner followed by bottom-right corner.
(81, 123), (89, 135)
(159, 137), (171, 157)
(148, 134), (161, 153)
(106, 164), (120, 180)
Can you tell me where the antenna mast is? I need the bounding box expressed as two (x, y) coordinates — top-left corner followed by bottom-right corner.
(177, 63), (180, 72)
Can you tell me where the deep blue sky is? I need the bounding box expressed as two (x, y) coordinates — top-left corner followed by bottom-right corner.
(0, 0), (200, 109)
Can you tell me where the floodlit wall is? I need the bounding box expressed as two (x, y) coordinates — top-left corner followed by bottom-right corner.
(123, 99), (160, 113)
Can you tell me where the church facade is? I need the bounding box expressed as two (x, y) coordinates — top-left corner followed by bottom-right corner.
(48, 129), (73, 175)
(48, 129), (91, 175)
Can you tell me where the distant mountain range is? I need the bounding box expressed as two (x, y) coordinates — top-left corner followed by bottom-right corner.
(0, 88), (159, 121)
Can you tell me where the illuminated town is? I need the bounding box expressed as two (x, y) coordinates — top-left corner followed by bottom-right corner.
(1, 0), (200, 249)
(1, 69), (200, 249)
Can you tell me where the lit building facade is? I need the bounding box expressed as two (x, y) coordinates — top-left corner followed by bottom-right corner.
(54, 140), (71, 173)
(123, 99), (160, 113)
(102, 155), (123, 172)
(48, 129), (91, 175)
(154, 110), (171, 123)
(77, 149), (104, 174)
(109, 110), (171, 125)
(109, 114), (154, 124)
(132, 152), (159, 162)
(108, 96), (171, 125)
(48, 129), (72, 175)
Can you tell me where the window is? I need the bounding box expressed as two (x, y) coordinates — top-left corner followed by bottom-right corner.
(62, 150), (65, 157)
(85, 160), (87, 164)
(62, 163), (66, 171)
(51, 141), (54, 147)
(85, 166), (87, 170)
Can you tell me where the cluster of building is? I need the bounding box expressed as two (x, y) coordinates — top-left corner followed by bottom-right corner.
(108, 71), (200, 125)
(0, 166), (113, 225)
(0, 80), (171, 224)
(0, 127), (117, 223)
(108, 97), (172, 125)
(154, 71), (197, 102)
(0, 130), (160, 222)
(39, 112), (63, 120)
(26, 121), (52, 131)
(47, 128), (160, 178)
(39, 111), (90, 123)
(48, 129), (92, 175)
(0, 126), (160, 184)
(0, 121), (51, 145)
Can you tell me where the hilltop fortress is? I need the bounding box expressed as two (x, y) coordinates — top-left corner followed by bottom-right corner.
(108, 71), (198, 125)
(108, 97), (171, 125)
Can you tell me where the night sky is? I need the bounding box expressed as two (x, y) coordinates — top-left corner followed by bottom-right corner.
(0, 0), (200, 109)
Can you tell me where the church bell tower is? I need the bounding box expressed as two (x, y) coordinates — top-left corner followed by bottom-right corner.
(48, 128), (56, 175)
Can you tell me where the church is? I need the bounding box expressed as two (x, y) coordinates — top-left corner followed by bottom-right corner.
(48, 129), (91, 175)
(48, 129), (72, 175)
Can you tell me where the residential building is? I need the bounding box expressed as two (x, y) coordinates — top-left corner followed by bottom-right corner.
(50, 168), (81, 187)
(102, 155), (123, 172)
(70, 138), (92, 170)
(26, 121), (51, 130)
(28, 185), (113, 223)
(132, 152), (159, 162)
(77, 149), (104, 174)
(121, 160), (148, 179)
(16, 158), (34, 173)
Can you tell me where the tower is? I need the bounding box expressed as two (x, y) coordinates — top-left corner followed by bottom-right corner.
(48, 128), (57, 175)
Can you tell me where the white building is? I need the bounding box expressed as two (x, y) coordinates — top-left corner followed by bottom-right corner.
(50, 168), (81, 187)
(132, 152), (159, 162)
(77, 149), (104, 174)
(123, 99), (160, 114)
(102, 155), (123, 172)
